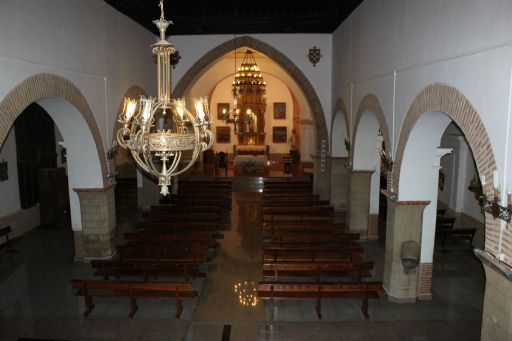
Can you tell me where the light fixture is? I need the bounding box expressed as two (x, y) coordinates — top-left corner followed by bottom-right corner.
(234, 281), (258, 307)
(480, 172), (512, 222)
(116, 0), (214, 196)
(380, 149), (393, 172)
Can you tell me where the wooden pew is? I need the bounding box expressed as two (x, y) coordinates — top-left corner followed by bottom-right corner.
(263, 246), (363, 263)
(262, 261), (374, 282)
(263, 199), (331, 207)
(90, 259), (205, 282)
(0, 225), (17, 253)
(142, 212), (221, 222)
(263, 214), (334, 223)
(263, 233), (361, 245)
(70, 279), (197, 318)
(436, 227), (477, 248)
(135, 221), (220, 232)
(124, 232), (216, 245)
(263, 206), (334, 215)
(257, 281), (382, 319)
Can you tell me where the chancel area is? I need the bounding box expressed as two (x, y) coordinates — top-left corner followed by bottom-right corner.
(0, 0), (511, 340)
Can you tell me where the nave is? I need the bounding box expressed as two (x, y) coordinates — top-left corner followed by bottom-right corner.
(0, 178), (484, 341)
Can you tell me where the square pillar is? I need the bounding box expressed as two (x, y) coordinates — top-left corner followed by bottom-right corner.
(383, 197), (429, 303)
(475, 249), (512, 341)
(313, 153), (330, 200)
(329, 157), (349, 211)
(347, 170), (373, 237)
(74, 184), (117, 260)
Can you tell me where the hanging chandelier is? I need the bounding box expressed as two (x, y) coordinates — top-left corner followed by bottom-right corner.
(116, 0), (214, 196)
(222, 49), (266, 134)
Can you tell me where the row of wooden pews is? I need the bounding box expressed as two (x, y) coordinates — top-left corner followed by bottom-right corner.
(435, 209), (477, 249)
(70, 178), (232, 319)
(257, 179), (382, 319)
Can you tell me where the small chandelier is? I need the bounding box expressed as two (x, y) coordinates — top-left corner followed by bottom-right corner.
(116, 0), (214, 196)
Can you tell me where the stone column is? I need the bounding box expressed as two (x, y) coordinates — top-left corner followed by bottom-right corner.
(476, 249), (512, 341)
(418, 147), (452, 300)
(383, 197), (429, 302)
(347, 170), (373, 237)
(74, 184), (116, 260)
(312, 141), (330, 200)
(329, 157), (349, 211)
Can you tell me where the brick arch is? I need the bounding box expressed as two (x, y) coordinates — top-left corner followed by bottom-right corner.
(172, 35), (328, 152)
(351, 94), (391, 165)
(392, 83), (496, 194)
(0, 73), (108, 185)
(393, 83), (500, 253)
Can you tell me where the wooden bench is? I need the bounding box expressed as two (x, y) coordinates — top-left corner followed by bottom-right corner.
(263, 206), (334, 215)
(263, 199), (331, 207)
(257, 281), (382, 319)
(0, 225), (17, 253)
(124, 232), (217, 246)
(263, 233), (361, 245)
(436, 227), (477, 248)
(263, 246), (363, 263)
(90, 259), (206, 282)
(135, 221), (220, 232)
(70, 279), (197, 318)
(263, 214), (334, 223)
(262, 261), (374, 282)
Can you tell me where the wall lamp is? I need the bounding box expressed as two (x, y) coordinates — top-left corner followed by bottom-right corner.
(480, 171), (512, 223)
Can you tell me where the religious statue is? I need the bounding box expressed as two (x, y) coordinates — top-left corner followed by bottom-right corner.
(289, 128), (299, 150)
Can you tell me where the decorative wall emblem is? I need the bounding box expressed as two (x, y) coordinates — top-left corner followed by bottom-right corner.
(308, 46), (321, 67)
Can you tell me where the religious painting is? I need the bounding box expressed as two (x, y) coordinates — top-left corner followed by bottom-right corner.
(273, 102), (286, 119)
(273, 126), (287, 143)
(216, 126), (231, 144)
(217, 103), (230, 120)
(0, 159), (7, 181)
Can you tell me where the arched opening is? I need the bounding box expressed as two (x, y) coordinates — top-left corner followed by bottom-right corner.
(172, 36), (329, 196)
(350, 94), (390, 240)
(330, 99), (350, 211)
(0, 74), (106, 259)
(385, 84), (491, 334)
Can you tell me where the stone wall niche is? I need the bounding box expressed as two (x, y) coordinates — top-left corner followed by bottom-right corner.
(74, 184), (116, 260)
(383, 198), (428, 303)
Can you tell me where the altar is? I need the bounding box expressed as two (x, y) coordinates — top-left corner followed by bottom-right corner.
(233, 145), (269, 176)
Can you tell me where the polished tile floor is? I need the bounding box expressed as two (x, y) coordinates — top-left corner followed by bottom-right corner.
(0, 177), (484, 340)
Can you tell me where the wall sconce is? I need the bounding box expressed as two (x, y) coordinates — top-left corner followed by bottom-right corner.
(380, 149), (393, 173)
(480, 171), (511, 223)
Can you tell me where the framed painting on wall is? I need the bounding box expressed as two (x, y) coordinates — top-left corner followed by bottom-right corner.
(273, 126), (287, 143)
(273, 102), (286, 119)
(216, 126), (231, 144)
(217, 103), (230, 120)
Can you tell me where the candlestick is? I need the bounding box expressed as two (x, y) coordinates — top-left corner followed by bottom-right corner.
(481, 175), (486, 186)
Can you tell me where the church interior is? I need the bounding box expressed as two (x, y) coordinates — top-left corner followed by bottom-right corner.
(0, 1), (511, 340)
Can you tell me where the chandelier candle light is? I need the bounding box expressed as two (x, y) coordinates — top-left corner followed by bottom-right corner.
(117, 0), (214, 196)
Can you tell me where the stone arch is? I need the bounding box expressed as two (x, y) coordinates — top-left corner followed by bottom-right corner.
(332, 97), (350, 137)
(172, 35), (328, 152)
(351, 93), (391, 165)
(331, 97), (350, 157)
(0, 73), (108, 185)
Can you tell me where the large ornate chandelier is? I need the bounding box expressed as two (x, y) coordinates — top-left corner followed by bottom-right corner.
(116, 0), (214, 196)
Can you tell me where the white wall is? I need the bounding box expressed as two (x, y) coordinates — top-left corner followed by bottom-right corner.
(332, 0), (512, 187)
(0, 0), (157, 231)
(0, 127), (21, 217)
